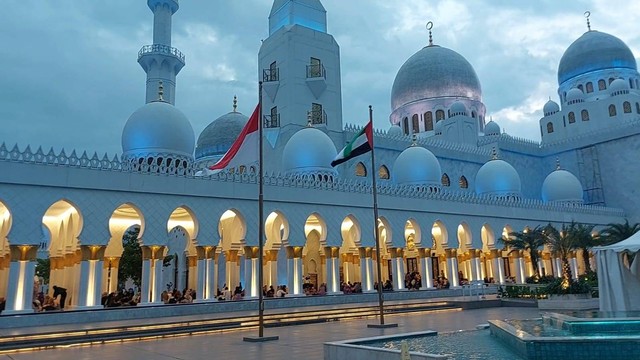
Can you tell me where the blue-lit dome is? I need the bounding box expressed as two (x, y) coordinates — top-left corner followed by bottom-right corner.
(388, 124), (403, 137)
(282, 127), (337, 176)
(122, 101), (195, 159)
(195, 111), (248, 160)
(558, 31), (637, 85)
(475, 158), (521, 197)
(609, 78), (629, 93)
(484, 120), (500, 136)
(541, 169), (584, 204)
(543, 100), (560, 116)
(393, 145), (441, 186)
(391, 45), (482, 111)
(434, 120), (444, 135)
(450, 101), (467, 116)
(566, 88), (584, 103)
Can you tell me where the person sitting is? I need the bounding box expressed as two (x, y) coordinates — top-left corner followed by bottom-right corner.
(43, 295), (58, 311)
(275, 285), (286, 298)
(52, 285), (67, 310)
(266, 285), (275, 298)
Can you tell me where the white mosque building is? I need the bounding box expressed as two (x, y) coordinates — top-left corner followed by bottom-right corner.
(0, 0), (637, 314)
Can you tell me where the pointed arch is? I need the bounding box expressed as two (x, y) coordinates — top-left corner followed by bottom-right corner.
(218, 209), (247, 251)
(43, 199), (84, 257)
(441, 173), (450, 187)
(355, 162), (367, 177)
(304, 213), (327, 245)
(378, 165), (390, 180)
(459, 175), (468, 189)
(265, 211), (290, 250)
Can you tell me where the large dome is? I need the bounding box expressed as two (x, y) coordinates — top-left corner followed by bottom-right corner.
(282, 127), (337, 176)
(558, 31), (637, 85)
(475, 158), (521, 197)
(195, 111), (248, 160)
(391, 45), (482, 111)
(393, 145), (441, 186)
(541, 169), (584, 204)
(122, 101), (195, 158)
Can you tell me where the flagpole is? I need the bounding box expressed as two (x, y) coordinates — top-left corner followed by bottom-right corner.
(367, 105), (397, 329)
(244, 81), (278, 342)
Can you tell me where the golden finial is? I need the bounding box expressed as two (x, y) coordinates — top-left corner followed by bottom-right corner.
(556, 158), (561, 170)
(491, 147), (498, 160)
(411, 132), (418, 146)
(584, 11), (591, 31)
(158, 81), (164, 101)
(307, 111), (313, 127)
(233, 95), (237, 112)
(426, 21), (434, 46)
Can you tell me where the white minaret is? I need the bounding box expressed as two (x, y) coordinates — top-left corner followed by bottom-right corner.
(259, 0), (344, 148)
(138, 0), (185, 105)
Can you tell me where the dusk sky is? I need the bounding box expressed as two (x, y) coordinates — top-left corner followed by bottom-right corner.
(1, 0), (639, 156)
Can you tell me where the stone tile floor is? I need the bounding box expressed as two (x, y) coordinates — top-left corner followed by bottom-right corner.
(0, 306), (541, 360)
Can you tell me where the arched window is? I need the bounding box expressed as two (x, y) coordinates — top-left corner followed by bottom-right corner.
(436, 110), (445, 121)
(402, 117), (409, 135)
(562, 91), (567, 102)
(378, 165), (390, 180)
(577, 84), (584, 92)
(636, 102), (640, 114)
(636, 79), (639, 89)
(568, 112), (576, 123)
(441, 173), (450, 187)
(355, 162), (367, 177)
(630, 79), (635, 89)
(412, 114), (419, 133)
(586, 82), (594, 93)
(239, 165), (246, 174)
(471, 111), (477, 118)
(424, 112), (434, 131)
(459, 176), (468, 189)
(547, 122), (554, 133)
(624, 101), (632, 114)
(609, 104), (617, 117)
(598, 79), (606, 90)
(581, 109), (589, 121)
(609, 77), (615, 85)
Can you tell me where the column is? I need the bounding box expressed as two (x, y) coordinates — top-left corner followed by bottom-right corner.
(212, 251), (220, 299)
(419, 248), (433, 288)
(495, 250), (506, 284)
(389, 248), (404, 290)
(359, 248), (374, 292)
(195, 246), (210, 301)
(0, 254), (9, 298)
(342, 254), (352, 283)
(243, 246), (259, 298)
(140, 245), (165, 305)
(286, 246), (303, 296)
(445, 249), (459, 287)
(225, 250), (240, 290)
(76, 245), (105, 308)
(569, 252), (579, 279)
(265, 250), (278, 289)
(3, 245), (38, 315)
(102, 257), (120, 294)
(331, 247), (340, 293)
(472, 250), (482, 281)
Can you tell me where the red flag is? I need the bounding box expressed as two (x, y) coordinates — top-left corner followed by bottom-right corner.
(208, 104), (260, 173)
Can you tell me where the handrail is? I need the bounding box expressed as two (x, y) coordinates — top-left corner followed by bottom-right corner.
(138, 44), (185, 63)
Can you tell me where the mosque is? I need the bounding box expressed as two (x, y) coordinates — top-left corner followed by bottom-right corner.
(0, 0), (637, 314)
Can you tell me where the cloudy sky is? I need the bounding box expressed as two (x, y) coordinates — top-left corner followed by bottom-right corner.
(1, 0), (639, 155)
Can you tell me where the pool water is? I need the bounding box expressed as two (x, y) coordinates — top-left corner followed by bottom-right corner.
(363, 329), (524, 360)
(507, 319), (571, 337)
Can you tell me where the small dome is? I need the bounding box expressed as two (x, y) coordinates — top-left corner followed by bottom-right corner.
(484, 120), (500, 136)
(609, 78), (629, 94)
(282, 127), (337, 176)
(122, 101), (195, 158)
(388, 124), (403, 137)
(391, 45), (482, 111)
(434, 120), (444, 135)
(475, 158), (521, 197)
(543, 99), (560, 116)
(449, 101), (467, 116)
(541, 168), (584, 204)
(393, 145), (441, 186)
(566, 88), (584, 103)
(558, 31), (637, 85)
(195, 111), (248, 160)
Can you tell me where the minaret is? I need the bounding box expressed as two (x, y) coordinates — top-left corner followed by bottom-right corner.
(138, 0), (185, 105)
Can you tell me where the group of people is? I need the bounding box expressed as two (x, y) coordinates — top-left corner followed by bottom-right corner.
(160, 288), (195, 304)
(263, 285), (288, 298)
(102, 288), (141, 307)
(32, 285), (67, 312)
(340, 281), (362, 294)
(217, 284), (245, 301)
(405, 271), (422, 290)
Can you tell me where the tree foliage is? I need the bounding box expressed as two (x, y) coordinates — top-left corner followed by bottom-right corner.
(600, 220), (640, 245)
(35, 258), (50, 284)
(118, 226), (142, 288)
(500, 225), (547, 278)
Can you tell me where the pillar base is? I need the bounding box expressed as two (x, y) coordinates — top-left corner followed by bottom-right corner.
(367, 323), (398, 329)
(2, 309), (35, 316)
(243, 335), (280, 342)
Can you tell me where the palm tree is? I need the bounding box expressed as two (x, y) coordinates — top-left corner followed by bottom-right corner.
(544, 223), (577, 282)
(600, 220), (640, 245)
(566, 222), (597, 273)
(499, 226), (547, 278)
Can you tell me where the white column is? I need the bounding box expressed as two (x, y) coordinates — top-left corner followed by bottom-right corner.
(90, 260), (103, 307)
(140, 259), (151, 303)
(4, 260), (36, 314)
(212, 255), (219, 299)
(420, 255), (433, 288)
(554, 258), (562, 277)
(151, 258), (162, 303)
(205, 258), (215, 300)
(251, 258), (259, 297)
(514, 255), (524, 283)
(497, 256), (506, 284)
(287, 257), (295, 295)
(294, 256), (303, 295)
(243, 257), (254, 299)
(469, 256), (478, 282)
(570, 257), (579, 279)
(77, 260), (90, 307)
(538, 259), (544, 277)
(196, 258), (206, 301)
(330, 257), (340, 293)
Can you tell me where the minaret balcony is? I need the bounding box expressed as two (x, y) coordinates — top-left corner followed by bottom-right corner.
(263, 114), (280, 128)
(138, 44), (186, 65)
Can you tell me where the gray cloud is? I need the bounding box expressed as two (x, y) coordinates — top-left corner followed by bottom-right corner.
(0, 0), (637, 155)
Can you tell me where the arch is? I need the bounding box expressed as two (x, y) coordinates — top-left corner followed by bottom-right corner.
(636, 102), (640, 114)
(43, 200), (84, 258)
(405, 218), (422, 251)
(106, 203), (144, 256)
(432, 221), (449, 249)
(378, 165), (390, 180)
(340, 215), (362, 249)
(568, 112), (575, 124)
(355, 162), (367, 177)
(424, 112), (433, 131)
(481, 224), (496, 251)
(581, 109), (589, 121)
(377, 217), (393, 248)
(609, 77), (615, 85)
(457, 223), (472, 250)
(218, 209), (247, 251)
(546, 122), (554, 133)
(598, 79), (606, 90)
(265, 211), (290, 250)
(502, 225), (514, 243)
(577, 84), (583, 92)
(0, 201), (12, 245)
(459, 176), (468, 189)
(609, 104), (617, 117)
(585, 82), (593, 93)
(168, 206), (198, 241)
(402, 117), (409, 135)
(441, 173), (450, 187)
(630, 79), (635, 89)
(412, 114), (419, 133)
(435, 110), (445, 121)
(304, 213), (327, 244)
(623, 101), (632, 114)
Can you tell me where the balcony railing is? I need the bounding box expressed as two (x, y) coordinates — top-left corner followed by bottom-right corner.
(263, 114), (280, 128)
(263, 68), (279, 82)
(306, 63), (326, 79)
(138, 44), (185, 63)
(310, 109), (327, 125)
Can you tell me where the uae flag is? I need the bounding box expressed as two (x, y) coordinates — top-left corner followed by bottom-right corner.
(208, 104), (260, 174)
(331, 120), (373, 167)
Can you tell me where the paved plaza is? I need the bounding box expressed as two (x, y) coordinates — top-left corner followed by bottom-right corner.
(1, 306), (541, 360)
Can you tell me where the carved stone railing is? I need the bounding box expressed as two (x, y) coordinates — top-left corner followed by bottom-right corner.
(138, 44), (185, 63)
